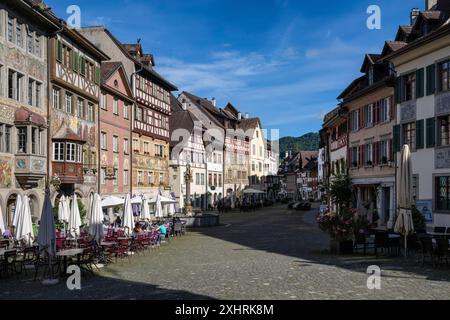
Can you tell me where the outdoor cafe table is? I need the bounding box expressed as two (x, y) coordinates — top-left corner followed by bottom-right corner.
(369, 234), (401, 239)
(427, 232), (448, 238)
(56, 248), (84, 275)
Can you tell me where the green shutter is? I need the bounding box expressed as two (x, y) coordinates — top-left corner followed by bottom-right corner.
(80, 56), (86, 76)
(426, 64), (436, 96)
(395, 77), (402, 104)
(416, 68), (425, 98)
(416, 119), (425, 149)
(73, 51), (79, 73)
(56, 40), (63, 62)
(426, 117), (436, 148)
(95, 66), (100, 85)
(393, 124), (401, 153)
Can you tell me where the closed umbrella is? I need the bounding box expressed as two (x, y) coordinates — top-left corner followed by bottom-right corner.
(154, 194), (164, 218)
(89, 194), (104, 243)
(394, 144), (415, 258)
(0, 205), (5, 235)
(140, 196), (151, 221)
(123, 194), (134, 236)
(14, 195), (34, 244)
(38, 191), (56, 258)
(58, 195), (69, 223)
(68, 195), (82, 239)
(38, 191), (59, 285)
(12, 194), (23, 230)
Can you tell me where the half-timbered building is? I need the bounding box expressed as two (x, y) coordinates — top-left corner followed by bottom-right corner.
(49, 23), (109, 209)
(78, 27), (177, 199)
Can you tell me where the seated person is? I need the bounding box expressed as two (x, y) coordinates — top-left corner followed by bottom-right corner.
(3, 227), (13, 239)
(132, 222), (143, 238)
(155, 223), (167, 244)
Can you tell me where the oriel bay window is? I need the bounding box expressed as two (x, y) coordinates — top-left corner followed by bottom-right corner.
(52, 142), (83, 164)
(13, 125), (45, 156)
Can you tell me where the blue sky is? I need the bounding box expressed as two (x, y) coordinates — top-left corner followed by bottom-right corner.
(48, 0), (423, 138)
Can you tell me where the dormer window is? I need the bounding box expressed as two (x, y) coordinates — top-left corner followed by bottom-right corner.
(368, 66), (374, 86)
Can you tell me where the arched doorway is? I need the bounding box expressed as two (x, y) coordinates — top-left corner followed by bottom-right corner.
(28, 194), (40, 223)
(6, 193), (18, 228)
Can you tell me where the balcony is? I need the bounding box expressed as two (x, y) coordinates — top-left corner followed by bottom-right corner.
(331, 135), (347, 151)
(52, 162), (84, 184)
(15, 154), (47, 188)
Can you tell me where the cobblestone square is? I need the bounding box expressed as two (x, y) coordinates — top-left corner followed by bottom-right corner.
(1, 205), (450, 300)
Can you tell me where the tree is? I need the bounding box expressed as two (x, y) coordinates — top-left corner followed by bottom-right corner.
(329, 173), (353, 214)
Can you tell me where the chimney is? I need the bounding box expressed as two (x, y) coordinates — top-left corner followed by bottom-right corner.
(238, 112), (242, 120)
(426, 0), (438, 10)
(212, 98), (217, 107)
(411, 8), (420, 25)
(182, 102), (187, 111)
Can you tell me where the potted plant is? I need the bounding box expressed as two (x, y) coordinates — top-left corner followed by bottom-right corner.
(319, 173), (356, 254)
(381, 156), (388, 165)
(317, 208), (356, 254)
(366, 160), (373, 166)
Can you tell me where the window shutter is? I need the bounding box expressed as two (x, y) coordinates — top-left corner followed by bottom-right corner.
(72, 51), (79, 73)
(80, 56), (86, 76)
(373, 142), (378, 165)
(395, 77), (402, 104)
(393, 124), (401, 153)
(426, 117), (436, 148)
(389, 96), (395, 121)
(359, 108), (364, 129)
(426, 64), (436, 96)
(95, 66), (101, 85)
(359, 145), (364, 167)
(416, 119), (424, 150)
(416, 68), (425, 98)
(388, 139), (393, 161)
(349, 147), (353, 167)
(374, 102), (379, 125)
(56, 40), (63, 62)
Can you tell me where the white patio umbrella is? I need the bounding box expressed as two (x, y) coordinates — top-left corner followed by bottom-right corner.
(394, 144), (415, 258)
(131, 195), (143, 205)
(12, 194), (23, 229)
(168, 194), (176, 216)
(101, 195), (124, 208)
(140, 196), (151, 221)
(0, 205), (5, 235)
(154, 194), (164, 218)
(122, 194), (134, 236)
(68, 194), (82, 239)
(89, 194), (104, 243)
(13, 195), (34, 244)
(58, 195), (70, 223)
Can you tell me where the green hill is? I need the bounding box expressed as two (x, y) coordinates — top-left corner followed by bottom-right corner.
(278, 132), (320, 158)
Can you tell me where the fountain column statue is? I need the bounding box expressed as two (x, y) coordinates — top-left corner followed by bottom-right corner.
(184, 163), (194, 216)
